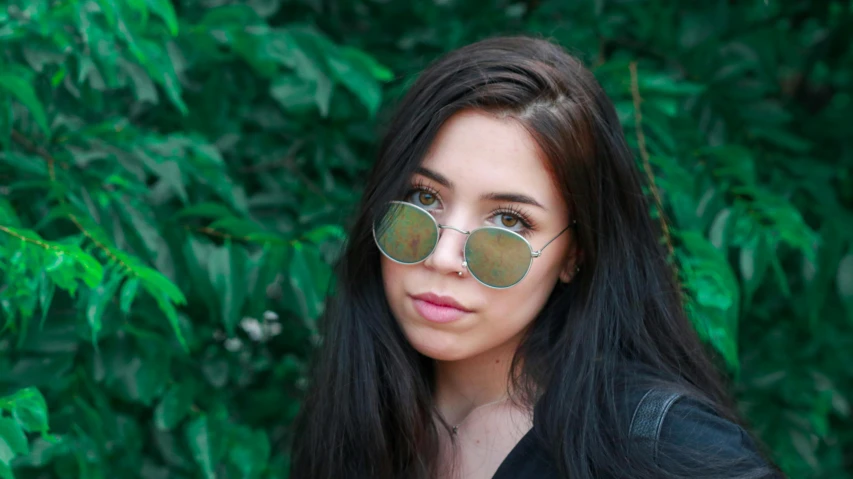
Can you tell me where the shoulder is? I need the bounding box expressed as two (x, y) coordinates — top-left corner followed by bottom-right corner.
(659, 396), (756, 456)
(635, 391), (782, 478)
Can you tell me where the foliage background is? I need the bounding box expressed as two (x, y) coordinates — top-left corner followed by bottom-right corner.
(1, 0), (851, 477)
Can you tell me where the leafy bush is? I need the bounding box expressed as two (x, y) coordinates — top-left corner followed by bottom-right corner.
(1, 1), (851, 478)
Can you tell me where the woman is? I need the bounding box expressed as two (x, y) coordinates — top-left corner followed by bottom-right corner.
(289, 36), (781, 479)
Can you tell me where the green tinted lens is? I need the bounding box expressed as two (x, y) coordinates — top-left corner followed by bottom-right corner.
(374, 202), (438, 264)
(464, 228), (533, 288)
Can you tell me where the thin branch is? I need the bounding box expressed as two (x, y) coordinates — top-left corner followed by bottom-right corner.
(184, 225), (289, 246)
(10, 129), (133, 273)
(0, 225), (64, 251)
(10, 130), (68, 177)
(240, 140), (305, 173)
(187, 225), (247, 242)
(629, 61), (675, 261)
(67, 213), (131, 269)
(241, 140), (329, 203)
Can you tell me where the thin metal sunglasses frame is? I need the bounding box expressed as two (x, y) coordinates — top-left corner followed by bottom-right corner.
(373, 200), (577, 289)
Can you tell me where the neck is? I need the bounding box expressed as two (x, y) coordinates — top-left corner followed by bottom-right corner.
(433, 334), (522, 424)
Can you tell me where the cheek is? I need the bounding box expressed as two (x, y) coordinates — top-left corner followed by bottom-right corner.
(381, 258), (399, 289)
(381, 258), (409, 312)
(473, 256), (561, 336)
(378, 252), (559, 362)
(482, 275), (553, 332)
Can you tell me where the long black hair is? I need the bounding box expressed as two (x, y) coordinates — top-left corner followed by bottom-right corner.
(289, 35), (774, 479)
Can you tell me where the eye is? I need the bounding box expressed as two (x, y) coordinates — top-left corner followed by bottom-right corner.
(498, 214), (519, 228)
(416, 190), (438, 206)
(404, 183), (442, 210)
(489, 206), (535, 236)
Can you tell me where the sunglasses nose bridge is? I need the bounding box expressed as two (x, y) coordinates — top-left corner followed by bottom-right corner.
(422, 223), (469, 273)
(437, 224), (473, 266)
(437, 224), (471, 236)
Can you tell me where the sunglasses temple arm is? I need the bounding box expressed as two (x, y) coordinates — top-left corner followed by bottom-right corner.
(531, 223), (574, 257)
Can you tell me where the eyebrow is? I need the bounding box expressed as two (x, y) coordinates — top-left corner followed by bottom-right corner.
(414, 166), (547, 210)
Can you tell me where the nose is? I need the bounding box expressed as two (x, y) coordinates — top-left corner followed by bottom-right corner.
(423, 223), (469, 276)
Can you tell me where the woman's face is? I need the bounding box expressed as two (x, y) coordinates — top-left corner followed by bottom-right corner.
(381, 110), (578, 361)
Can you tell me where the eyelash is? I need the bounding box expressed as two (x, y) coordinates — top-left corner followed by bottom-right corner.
(404, 181), (537, 234)
(493, 204), (536, 231)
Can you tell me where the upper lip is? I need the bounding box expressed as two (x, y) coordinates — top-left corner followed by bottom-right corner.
(411, 292), (472, 312)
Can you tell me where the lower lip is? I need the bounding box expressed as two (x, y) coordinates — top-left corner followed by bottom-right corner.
(412, 298), (469, 323)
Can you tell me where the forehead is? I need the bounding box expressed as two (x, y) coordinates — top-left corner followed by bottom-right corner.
(420, 110), (564, 209)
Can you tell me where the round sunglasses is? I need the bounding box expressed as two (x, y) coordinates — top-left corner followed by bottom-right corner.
(373, 201), (576, 289)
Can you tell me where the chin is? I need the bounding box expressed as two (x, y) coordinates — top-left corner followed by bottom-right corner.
(399, 323), (473, 362)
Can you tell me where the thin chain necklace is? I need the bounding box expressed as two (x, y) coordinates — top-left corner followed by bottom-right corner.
(443, 394), (512, 436)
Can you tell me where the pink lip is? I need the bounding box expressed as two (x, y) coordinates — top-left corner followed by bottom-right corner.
(410, 293), (471, 323)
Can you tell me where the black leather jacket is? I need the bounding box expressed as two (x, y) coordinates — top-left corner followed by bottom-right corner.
(492, 392), (781, 478)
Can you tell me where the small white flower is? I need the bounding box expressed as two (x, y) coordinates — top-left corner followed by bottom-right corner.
(240, 317), (264, 341)
(268, 322), (282, 337)
(224, 337), (243, 352)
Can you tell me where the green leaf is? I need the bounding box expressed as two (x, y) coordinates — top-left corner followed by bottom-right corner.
(678, 232), (740, 370)
(288, 241), (330, 327)
(182, 237), (217, 306)
(638, 73), (705, 96)
(37, 270), (55, 328)
(154, 382), (195, 431)
(303, 224), (345, 244)
(186, 415), (216, 479)
(748, 127), (812, 153)
(208, 241), (247, 335)
(85, 283), (108, 345)
(136, 267), (188, 350)
(0, 440), (12, 468)
(149, 290), (188, 351)
(339, 46), (393, 82)
(108, 343), (171, 405)
(0, 417), (28, 459)
(314, 73), (333, 117)
(146, 0), (179, 35)
(72, 248), (106, 289)
(731, 186), (817, 260)
(228, 426), (270, 477)
(0, 152), (48, 176)
(11, 436), (65, 469)
(124, 0), (150, 26)
(3, 388), (50, 433)
(137, 267), (186, 306)
(191, 143), (224, 165)
(138, 39), (188, 115)
(650, 97), (678, 117)
(707, 145), (756, 185)
(248, 0), (280, 17)
(198, 4), (261, 28)
(838, 253), (853, 322)
(739, 233), (771, 307)
(0, 72), (49, 135)
(208, 217), (268, 239)
(86, 270), (124, 345)
(327, 50), (383, 116)
(687, 302), (739, 372)
(270, 75), (318, 114)
(120, 277), (140, 314)
(245, 245), (286, 318)
(0, 93), (11, 149)
(121, 59), (159, 104)
(201, 356), (229, 389)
